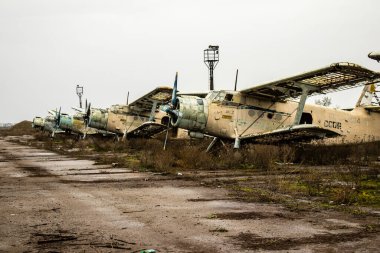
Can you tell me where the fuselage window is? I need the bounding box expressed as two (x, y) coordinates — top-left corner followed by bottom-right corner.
(225, 94), (233, 101)
(300, 113), (313, 124)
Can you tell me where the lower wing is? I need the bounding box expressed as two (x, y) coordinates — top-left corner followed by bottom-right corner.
(240, 124), (340, 144)
(126, 122), (167, 138)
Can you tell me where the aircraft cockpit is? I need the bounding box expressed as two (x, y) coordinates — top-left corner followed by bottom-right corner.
(206, 90), (240, 105)
(110, 104), (129, 114)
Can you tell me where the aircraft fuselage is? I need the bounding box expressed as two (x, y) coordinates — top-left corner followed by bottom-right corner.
(171, 90), (380, 143)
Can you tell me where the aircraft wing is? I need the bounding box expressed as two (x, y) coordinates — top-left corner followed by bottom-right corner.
(240, 124), (340, 144)
(177, 92), (208, 98)
(241, 63), (380, 101)
(128, 86), (173, 113)
(364, 105), (380, 112)
(126, 121), (167, 138)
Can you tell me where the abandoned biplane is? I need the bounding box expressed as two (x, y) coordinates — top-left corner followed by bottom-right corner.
(33, 108), (93, 138)
(55, 109), (98, 139)
(163, 62), (380, 150)
(32, 113), (64, 136)
(85, 87), (174, 140)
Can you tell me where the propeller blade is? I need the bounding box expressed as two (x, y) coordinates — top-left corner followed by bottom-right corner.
(164, 72), (178, 150)
(87, 103), (91, 117)
(57, 107), (61, 127)
(171, 72), (178, 107)
(83, 103), (91, 127)
(163, 119), (170, 150)
(54, 108), (58, 126)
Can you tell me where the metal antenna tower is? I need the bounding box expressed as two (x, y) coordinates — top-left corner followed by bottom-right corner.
(204, 45), (219, 90)
(76, 85), (84, 108)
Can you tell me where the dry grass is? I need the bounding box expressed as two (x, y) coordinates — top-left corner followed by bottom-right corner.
(6, 123), (380, 209)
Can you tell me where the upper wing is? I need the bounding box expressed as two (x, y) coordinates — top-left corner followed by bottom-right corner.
(128, 86), (173, 113)
(241, 63), (380, 101)
(240, 124), (340, 144)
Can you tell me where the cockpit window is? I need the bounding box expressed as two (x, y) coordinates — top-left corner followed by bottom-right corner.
(206, 91), (219, 101)
(211, 91), (226, 103)
(225, 94), (233, 101)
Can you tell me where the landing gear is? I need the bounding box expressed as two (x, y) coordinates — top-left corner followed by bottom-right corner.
(206, 137), (219, 152)
(205, 137), (228, 153)
(234, 137), (241, 149)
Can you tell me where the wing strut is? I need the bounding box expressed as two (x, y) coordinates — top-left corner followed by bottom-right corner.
(149, 101), (158, 121)
(293, 83), (318, 126)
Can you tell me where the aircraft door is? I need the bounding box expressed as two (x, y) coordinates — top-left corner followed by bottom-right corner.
(207, 92), (237, 138)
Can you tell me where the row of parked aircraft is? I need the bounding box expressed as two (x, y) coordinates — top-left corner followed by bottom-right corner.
(32, 52), (380, 150)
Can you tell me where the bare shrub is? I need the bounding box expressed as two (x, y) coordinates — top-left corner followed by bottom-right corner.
(244, 144), (279, 171)
(297, 141), (380, 165)
(299, 168), (324, 196)
(278, 145), (296, 164)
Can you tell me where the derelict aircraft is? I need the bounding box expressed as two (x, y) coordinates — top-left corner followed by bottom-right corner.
(56, 106), (98, 138)
(33, 106), (96, 138)
(84, 87), (174, 140)
(32, 87), (175, 140)
(163, 55), (380, 150)
(33, 110), (64, 136)
(32, 114), (64, 136)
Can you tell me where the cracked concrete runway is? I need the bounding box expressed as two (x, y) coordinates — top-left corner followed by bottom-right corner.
(0, 138), (379, 252)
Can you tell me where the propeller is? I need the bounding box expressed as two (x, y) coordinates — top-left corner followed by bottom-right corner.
(163, 72), (178, 150)
(82, 102), (91, 139)
(52, 107), (61, 138)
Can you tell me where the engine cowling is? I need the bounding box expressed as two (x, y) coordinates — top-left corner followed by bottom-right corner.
(171, 97), (208, 132)
(89, 108), (109, 130)
(43, 116), (56, 132)
(59, 114), (73, 131)
(32, 117), (44, 128)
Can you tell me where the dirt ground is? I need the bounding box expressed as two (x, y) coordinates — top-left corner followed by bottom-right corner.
(0, 136), (379, 252)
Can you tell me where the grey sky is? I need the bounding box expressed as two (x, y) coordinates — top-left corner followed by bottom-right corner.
(0, 0), (379, 123)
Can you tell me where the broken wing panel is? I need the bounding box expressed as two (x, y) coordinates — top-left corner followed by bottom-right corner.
(128, 86), (173, 113)
(126, 122), (167, 138)
(364, 105), (380, 112)
(241, 63), (380, 101)
(240, 124), (340, 144)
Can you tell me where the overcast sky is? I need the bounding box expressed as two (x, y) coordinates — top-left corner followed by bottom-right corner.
(0, 0), (379, 123)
